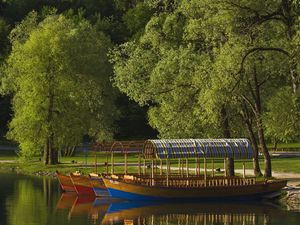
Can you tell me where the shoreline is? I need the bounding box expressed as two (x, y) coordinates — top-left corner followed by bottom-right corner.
(1, 160), (300, 210)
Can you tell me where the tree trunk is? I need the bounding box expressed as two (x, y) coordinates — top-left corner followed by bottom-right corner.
(226, 157), (234, 177)
(44, 144), (49, 165)
(242, 101), (262, 176)
(47, 133), (58, 165)
(252, 66), (271, 177)
(220, 105), (234, 176)
(220, 105), (231, 138)
(44, 73), (58, 165)
(245, 120), (262, 176)
(256, 117), (272, 177)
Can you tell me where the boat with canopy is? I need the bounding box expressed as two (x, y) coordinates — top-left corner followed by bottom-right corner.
(89, 140), (145, 196)
(102, 139), (287, 201)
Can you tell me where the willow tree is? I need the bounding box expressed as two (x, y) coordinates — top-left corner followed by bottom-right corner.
(183, 0), (300, 177)
(1, 12), (117, 164)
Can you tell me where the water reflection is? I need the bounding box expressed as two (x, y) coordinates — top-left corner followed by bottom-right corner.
(0, 173), (299, 225)
(100, 201), (283, 225)
(55, 193), (298, 225)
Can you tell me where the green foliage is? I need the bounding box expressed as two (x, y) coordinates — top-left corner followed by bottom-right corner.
(1, 14), (117, 159)
(123, 2), (153, 38)
(265, 86), (300, 142)
(111, 0), (300, 146)
(111, 8), (223, 138)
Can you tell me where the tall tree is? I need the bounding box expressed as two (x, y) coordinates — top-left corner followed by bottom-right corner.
(0, 12), (117, 164)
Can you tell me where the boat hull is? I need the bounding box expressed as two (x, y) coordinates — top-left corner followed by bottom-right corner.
(56, 171), (75, 192)
(103, 178), (287, 201)
(89, 176), (109, 197)
(70, 174), (95, 196)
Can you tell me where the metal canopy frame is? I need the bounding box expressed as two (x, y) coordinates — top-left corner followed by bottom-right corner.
(143, 139), (254, 160)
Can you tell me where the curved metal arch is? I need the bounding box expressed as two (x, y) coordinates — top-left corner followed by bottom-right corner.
(126, 140), (145, 152)
(143, 140), (156, 159)
(110, 141), (125, 154)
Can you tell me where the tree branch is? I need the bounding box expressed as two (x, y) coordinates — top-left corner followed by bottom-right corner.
(240, 94), (256, 116)
(258, 74), (271, 87)
(222, 0), (286, 27)
(236, 47), (289, 79)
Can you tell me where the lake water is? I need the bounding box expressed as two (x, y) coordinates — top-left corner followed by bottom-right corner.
(0, 172), (299, 225)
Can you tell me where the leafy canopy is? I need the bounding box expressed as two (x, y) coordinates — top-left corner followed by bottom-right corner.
(1, 12), (117, 158)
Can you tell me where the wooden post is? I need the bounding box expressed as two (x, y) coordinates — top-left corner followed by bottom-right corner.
(204, 157), (207, 186)
(138, 154), (141, 175)
(124, 152), (128, 175)
(111, 150), (114, 175)
(143, 159), (146, 175)
(243, 161), (246, 178)
(94, 147), (97, 174)
(178, 159), (181, 176)
(166, 159), (169, 187)
(195, 158), (198, 175)
(224, 158), (227, 177)
(160, 159), (162, 175)
(181, 158), (184, 176)
(212, 159), (214, 177)
(106, 149), (109, 174)
(199, 158), (201, 175)
(151, 159), (154, 186)
(186, 158), (189, 177)
(186, 158), (189, 186)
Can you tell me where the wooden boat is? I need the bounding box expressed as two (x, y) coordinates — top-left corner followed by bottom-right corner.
(89, 173), (109, 197)
(102, 139), (287, 201)
(56, 170), (76, 192)
(70, 173), (95, 196)
(102, 175), (287, 201)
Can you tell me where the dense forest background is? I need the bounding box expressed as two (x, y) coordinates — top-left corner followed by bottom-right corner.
(0, 0), (299, 174)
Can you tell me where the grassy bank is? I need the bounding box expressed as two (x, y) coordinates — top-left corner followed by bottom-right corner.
(1, 151), (300, 176)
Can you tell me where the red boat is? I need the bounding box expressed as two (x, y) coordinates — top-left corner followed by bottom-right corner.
(70, 173), (95, 196)
(56, 171), (76, 192)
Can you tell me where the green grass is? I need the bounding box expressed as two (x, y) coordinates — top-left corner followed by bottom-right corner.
(267, 143), (300, 148)
(271, 158), (300, 173)
(1, 151), (300, 175)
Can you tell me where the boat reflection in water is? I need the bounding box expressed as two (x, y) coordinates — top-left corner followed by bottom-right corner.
(56, 193), (292, 225)
(101, 201), (284, 225)
(55, 193), (123, 223)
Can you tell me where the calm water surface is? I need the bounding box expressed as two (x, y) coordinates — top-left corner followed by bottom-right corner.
(0, 172), (299, 225)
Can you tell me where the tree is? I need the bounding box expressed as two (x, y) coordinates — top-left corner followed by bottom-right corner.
(111, 0), (300, 178)
(0, 12), (117, 164)
(177, 0), (300, 177)
(264, 86), (300, 143)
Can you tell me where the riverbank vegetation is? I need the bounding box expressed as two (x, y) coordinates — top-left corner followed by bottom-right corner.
(0, 1), (300, 177)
